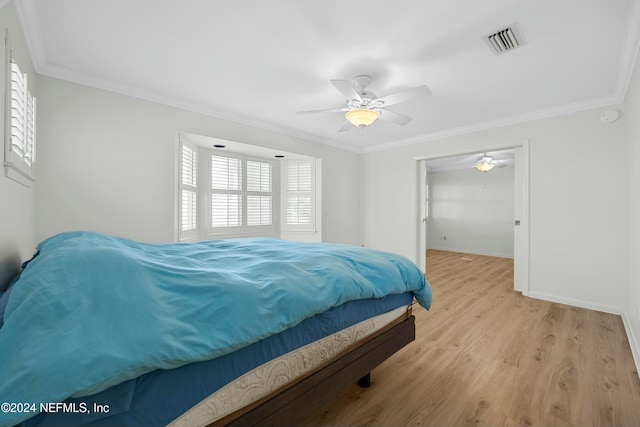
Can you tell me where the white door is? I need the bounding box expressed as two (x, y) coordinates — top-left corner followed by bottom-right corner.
(513, 147), (529, 293)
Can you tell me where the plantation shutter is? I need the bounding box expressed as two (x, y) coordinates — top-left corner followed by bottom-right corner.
(179, 142), (198, 235)
(211, 155), (243, 228)
(285, 160), (314, 229)
(4, 43), (37, 187)
(246, 160), (272, 226)
(9, 61), (36, 166)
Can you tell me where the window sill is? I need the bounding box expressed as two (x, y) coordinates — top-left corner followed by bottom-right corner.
(4, 163), (34, 188)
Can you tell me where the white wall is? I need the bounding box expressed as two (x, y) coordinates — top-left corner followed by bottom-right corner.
(34, 76), (361, 246)
(624, 46), (640, 369)
(427, 166), (514, 257)
(362, 107), (629, 314)
(0, 2), (36, 289)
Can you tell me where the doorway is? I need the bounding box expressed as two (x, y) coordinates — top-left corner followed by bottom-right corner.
(417, 142), (529, 294)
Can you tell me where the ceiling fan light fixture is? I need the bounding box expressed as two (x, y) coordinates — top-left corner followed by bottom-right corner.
(475, 162), (496, 172)
(345, 108), (379, 127)
(475, 154), (497, 172)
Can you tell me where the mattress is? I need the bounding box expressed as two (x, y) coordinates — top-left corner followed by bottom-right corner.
(170, 305), (410, 427)
(21, 293), (413, 427)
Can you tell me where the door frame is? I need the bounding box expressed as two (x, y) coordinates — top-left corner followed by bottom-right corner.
(416, 139), (530, 294)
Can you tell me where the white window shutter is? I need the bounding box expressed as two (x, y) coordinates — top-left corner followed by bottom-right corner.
(211, 194), (242, 227)
(246, 160), (272, 192)
(181, 190), (197, 231)
(211, 155), (243, 228)
(212, 156), (242, 190)
(4, 47), (37, 186)
(247, 195), (272, 226)
(284, 160), (315, 229)
(246, 160), (273, 227)
(179, 142), (198, 235)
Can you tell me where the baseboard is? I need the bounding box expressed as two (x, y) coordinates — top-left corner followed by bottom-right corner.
(526, 291), (622, 315)
(621, 312), (640, 377)
(426, 247), (514, 259)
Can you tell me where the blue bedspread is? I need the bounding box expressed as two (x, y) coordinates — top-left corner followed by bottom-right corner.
(0, 231), (431, 427)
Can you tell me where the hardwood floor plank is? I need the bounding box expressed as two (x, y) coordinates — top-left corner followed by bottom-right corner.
(301, 250), (640, 427)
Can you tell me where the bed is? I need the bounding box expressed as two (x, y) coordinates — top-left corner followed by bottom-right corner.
(0, 231), (432, 427)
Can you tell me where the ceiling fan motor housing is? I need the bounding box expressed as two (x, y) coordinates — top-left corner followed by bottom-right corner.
(352, 75), (373, 93)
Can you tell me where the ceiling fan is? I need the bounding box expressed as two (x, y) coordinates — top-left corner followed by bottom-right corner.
(296, 75), (431, 132)
(474, 153), (510, 172)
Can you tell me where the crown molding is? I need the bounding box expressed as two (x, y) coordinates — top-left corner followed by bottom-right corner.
(361, 93), (623, 153)
(37, 62), (361, 154)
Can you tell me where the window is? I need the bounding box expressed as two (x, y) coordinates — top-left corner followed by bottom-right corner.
(4, 36), (36, 187)
(246, 160), (273, 226)
(177, 136), (320, 241)
(210, 154), (273, 232)
(283, 159), (316, 232)
(179, 142), (198, 238)
(211, 155), (243, 228)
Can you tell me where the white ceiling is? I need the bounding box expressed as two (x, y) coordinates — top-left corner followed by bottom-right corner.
(14, 0), (640, 152)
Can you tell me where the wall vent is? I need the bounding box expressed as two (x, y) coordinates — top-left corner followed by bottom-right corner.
(486, 27), (520, 55)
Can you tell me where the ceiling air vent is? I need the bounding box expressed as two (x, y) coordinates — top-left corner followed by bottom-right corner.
(486, 26), (520, 55)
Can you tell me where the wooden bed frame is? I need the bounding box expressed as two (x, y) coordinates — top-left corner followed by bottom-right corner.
(209, 313), (416, 427)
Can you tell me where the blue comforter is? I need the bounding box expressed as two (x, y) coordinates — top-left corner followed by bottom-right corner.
(0, 231), (431, 427)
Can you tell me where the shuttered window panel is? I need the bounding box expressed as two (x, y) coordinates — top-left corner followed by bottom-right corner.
(212, 194), (242, 227)
(211, 155), (243, 228)
(285, 160), (314, 228)
(212, 156), (242, 190)
(179, 142), (198, 233)
(181, 144), (197, 187)
(287, 161), (312, 192)
(246, 160), (272, 192)
(9, 61), (36, 166)
(247, 195), (272, 226)
(4, 52), (37, 190)
(286, 195), (312, 225)
(246, 160), (272, 227)
(181, 190), (197, 231)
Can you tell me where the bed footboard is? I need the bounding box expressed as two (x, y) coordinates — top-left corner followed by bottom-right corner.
(213, 314), (416, 427)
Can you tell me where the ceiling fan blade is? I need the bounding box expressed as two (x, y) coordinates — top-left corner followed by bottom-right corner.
(377, 85), (431, 107)
(330, 79), (362, 100)
(338, 120), (353, 132)
(379, 109), (413, 126)
(296, 107), (348, 115)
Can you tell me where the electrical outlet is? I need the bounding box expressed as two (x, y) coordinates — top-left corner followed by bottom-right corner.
(636, 305), (640, 322)
(442, 236), (447, 241)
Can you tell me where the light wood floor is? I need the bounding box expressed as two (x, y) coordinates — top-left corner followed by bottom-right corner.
(302, 250), (640, 427)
